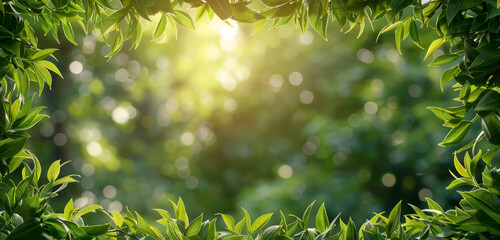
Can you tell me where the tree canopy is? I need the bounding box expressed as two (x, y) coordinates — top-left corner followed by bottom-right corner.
(1, 0), (500, 239)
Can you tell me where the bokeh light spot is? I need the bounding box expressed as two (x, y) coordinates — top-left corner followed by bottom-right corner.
(364, 102), (378, 115)
(382, 173), (396, 187)
(112, 107), (130, 124)
(299, 90), (314, 104)
(288, 72), (303, 86)
(180, 132), (195, 145)
(69, 61), (83, 74)
(87, 141), (103, 157)
(418, 188), (433, 201)
(278, 165), (293, 179)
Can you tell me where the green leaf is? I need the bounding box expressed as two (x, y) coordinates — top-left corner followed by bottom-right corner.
(134, 19), (143, 49)
(440, 66), (459, 90)
(206, 0), (232, 20)
(345, 218), (356, 240)
(37, 60), (63, 79)
(429, 54), (460, 66)
(155, 208), (171, 219)
(377, 21), (402, 42)
(308, 0), (327, 39)
(73, 204), (102, 220)
(64, 198), (75, 220)
(250, 213), (273, 233)
(81, 223), (110, 236)
(62, 22), (77, 45)
(217, 213), (234, 231)
(242, 207), (251, 233)
(5, 218), (43, 240)
(475, 90), (500, 117)
(186, 214), (203, 236)
(53, 174), (80, 186)
(30, 48), (58, 61)
(261, 2), (298, 18)
(302, 201), (315, 229)
(135, 212), (161, 238)
(234, 218), (245, 234)
(439, 120), (472, 147)
(454, 153), (470, 178)
(409, 19), (423, 49)
(0, 137), (27, 159)
(153, 14), (167, 40)
(105, 31), (123, 58)
(446, 177), (475, 189)
(172, 10), (195, 30)
(46, 219), (68, 239)
(482, 145), (500, 166)
(426, 198), (444, 215)
(195, 4), (209, 23)
(106, 6), (131, 21)
(47, 160), (61, 182)
(447, 0), (463, 25)
(469, 51), (500, 69)
(170, 197), (189, 227)
(386, 201), (401, 234)
(224, 236), (246, 240)
(33, 62), (52, 89)
(8, 150), (30, 173)
(315, 203), (328, 233)
(424, 38), (446, 60)
(395, 24), (404, 54)
(206, 219), (217, 240)
(110, 211), (124, 227)
(427, 106), (467, 123)
(460, 189), (500, 223)
(252, 19), (267, 35)
(132, 0), (151, 21)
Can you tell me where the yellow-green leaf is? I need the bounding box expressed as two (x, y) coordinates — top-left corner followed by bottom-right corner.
(153, 14), (167, 40)
(47, 160), (61, 182)
(454, 153), (470, 178)
(424, 38), (446, 60)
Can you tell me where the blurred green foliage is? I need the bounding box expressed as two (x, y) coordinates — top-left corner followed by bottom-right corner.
(28, 17), (462, 223)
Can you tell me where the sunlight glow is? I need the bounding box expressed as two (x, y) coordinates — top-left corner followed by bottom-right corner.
(180, 132), (195, 145)
(220, 23), (238, 40)
(112, 107), (130, 124)
(87, 141), (103, 157)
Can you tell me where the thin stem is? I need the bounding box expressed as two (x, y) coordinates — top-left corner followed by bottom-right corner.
(472, 131), (484, 157)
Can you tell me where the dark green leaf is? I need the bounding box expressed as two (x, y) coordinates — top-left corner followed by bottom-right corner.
(0, 137), (27, 159)
(206, 0), (232, 20)
(482, 145), (500, 166)
(429, 54), (460, 66)
(447, 0), (463, 25)
(386, 201), (401, 234)
(81, 223), (110, 236)
(308, 0), (327, 39)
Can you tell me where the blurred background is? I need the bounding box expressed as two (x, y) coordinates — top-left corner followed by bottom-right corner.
(26, 13), (471, 224)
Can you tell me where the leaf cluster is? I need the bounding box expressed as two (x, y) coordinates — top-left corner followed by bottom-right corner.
(2, 0), (500, 239)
